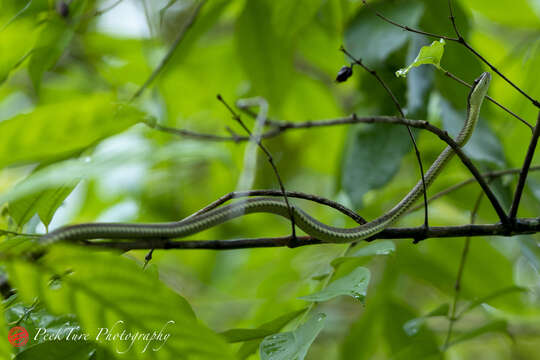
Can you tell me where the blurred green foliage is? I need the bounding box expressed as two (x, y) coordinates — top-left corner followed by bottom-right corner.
(1, 0), (540, 359)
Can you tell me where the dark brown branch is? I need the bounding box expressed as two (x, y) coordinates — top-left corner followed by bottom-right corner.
(363, 0), (540, 109)
(407, 165), (540, 214)
(185, 189), (366, 224)
(341, 46), (430, 231)
(217, 94), (298, 243)
(509, 112), (540, 219)
(442, 70), (532, 130)
(82, 217), (540, 251)
(446, 0), (540, 108)
(152, 114), (509, 224)
(361, 0), (459, 41)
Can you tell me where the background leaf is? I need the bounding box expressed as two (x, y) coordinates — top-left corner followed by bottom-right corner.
(299, 267), (370, 302)
(341, 123), (413, 209)
(0, 94), (142, 169)
(259, 313), (326, 360)
(6, 246), (234, 359)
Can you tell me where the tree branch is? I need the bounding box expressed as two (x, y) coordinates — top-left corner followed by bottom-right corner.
(82, 217), (540, 251)
(361, 0), (540, 109)
(340, 46), (430, 231)
(185, 189), (366, 224)
(509, 112), (540, 219)
(150, 114), (509, 224)
(407, 165), (540, 214)
(217, 95), (298, 243)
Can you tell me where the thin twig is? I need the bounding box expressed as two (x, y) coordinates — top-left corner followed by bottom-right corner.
(184, 189), (366, 224)
(442, 70), (532, 130)
(150, 114), (510, 224)
(93, 0), (125, 17)
(364, 0), (540, 109)
(446, 0), (540, 108)
(443, 190), (484, 350)
(130, 0), (206, 102)
(217, 95), (298, 245)
(341, 46), (430, 234)
(361, 0), (458, 41)
(81, 217), (540, 251)
(407, 165), (540, 214)
(509, 112), (540, 219)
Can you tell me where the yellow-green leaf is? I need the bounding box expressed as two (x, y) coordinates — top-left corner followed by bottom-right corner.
(396, 39), (446, 78)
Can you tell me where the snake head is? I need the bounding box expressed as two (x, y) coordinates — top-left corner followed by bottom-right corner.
(468, 72), (491, 109)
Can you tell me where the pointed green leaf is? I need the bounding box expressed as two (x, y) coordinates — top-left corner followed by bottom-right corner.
(331, 241), (395, 268)
(0, 94), (142, 170)
(403, 303), (449, 336)
(14, 341), (96, 360)
(236, 309), (307, 359)
(299, 267), (370, 303)
(27, 1), (88, 91)
(235, 0), (294, 106)
(0, 297), (13, 359)
(448, 320), (509, 347)
(6, 245), (234, 359)
(8, 180), (78, 228)
(460, 286), (527, 315)
(259, 313), (326, 360)
(396, 39), (446, 77)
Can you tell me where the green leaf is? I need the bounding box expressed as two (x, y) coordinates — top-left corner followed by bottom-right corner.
(223, 308), (306, 343)
(28, 17), (74, 91)
(341, 124), (413, 209)
(448, 320), (509, 347)
(259, 313), (326, 360)
(396, 239), (523, 312)
(221, 328), (276, 343)
(318, 0), (349, 35)
(6, 245), (234, 359)
(405, 37), (434, 118)
(0, 298), (13, 359)
(8, 180), (78, 228)
(331, 241), (395, 268)
(299, 267), (370, 303)
(14, 341), (96, 360)
(350, 240), (396, 257)
(345, 1), (424, 66)
(458, 0), (540, 27)
(27, 1), (87, 91)
(384, 299), (441, 360)
(237, 309), (307, 359)
(519, 236), (540, 272)
(235, 0), (294, 107)
(396, 39), (445, 77)
(0, 140), (227, 206)
(403, 303), (449, 336)
(460, 286), (527, 315)
(271, 0), (323, 39)
(0, 94), (142, 170)
(0, 21), (36, 84)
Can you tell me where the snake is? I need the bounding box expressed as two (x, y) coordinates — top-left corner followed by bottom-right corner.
(40, 72), (491, 245)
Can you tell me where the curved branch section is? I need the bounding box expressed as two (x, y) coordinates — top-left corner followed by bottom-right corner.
(151, 115), (508, 225)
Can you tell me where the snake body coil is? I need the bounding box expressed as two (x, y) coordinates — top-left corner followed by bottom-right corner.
(41, 73), (491, 245)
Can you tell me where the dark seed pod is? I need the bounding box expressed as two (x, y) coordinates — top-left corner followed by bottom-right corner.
(335, 65), (353, 83)
(56, 1), (69, 18)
